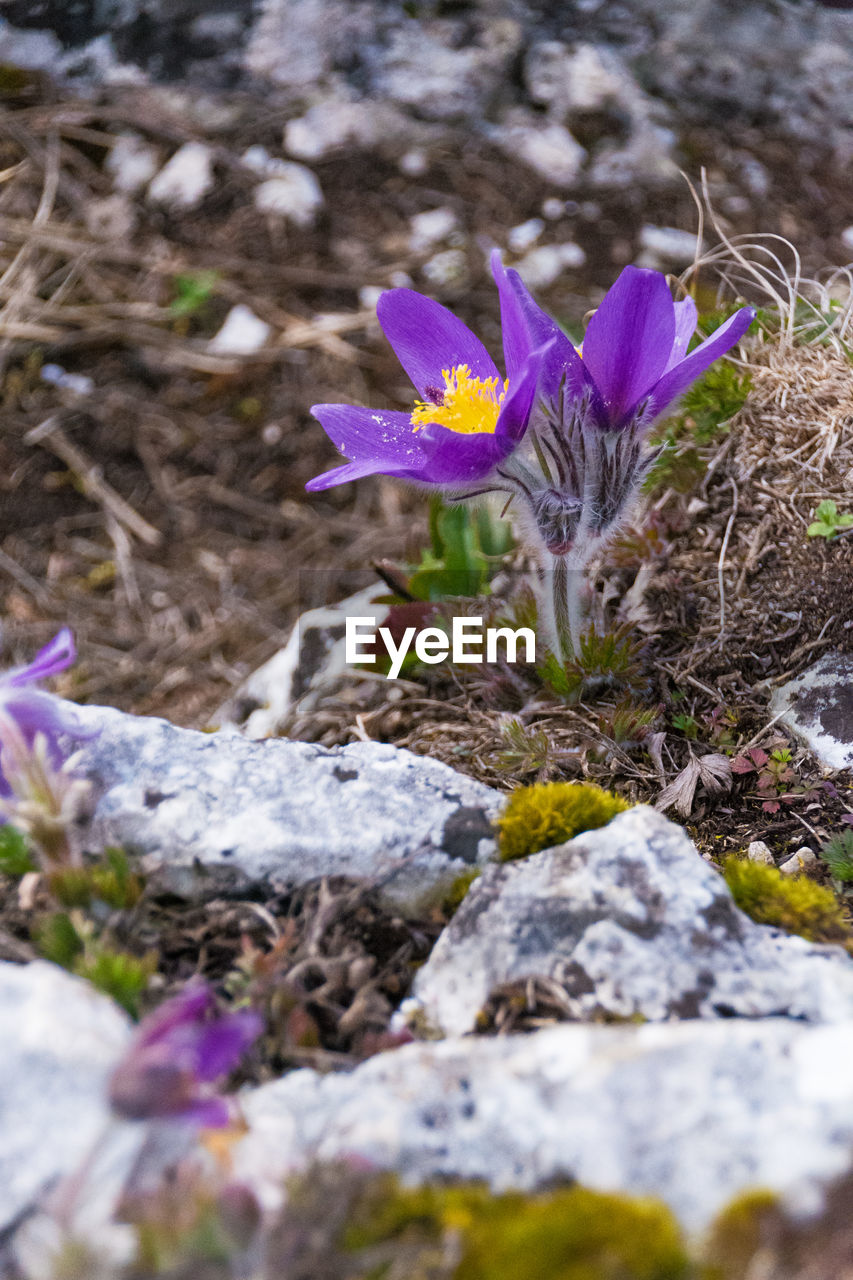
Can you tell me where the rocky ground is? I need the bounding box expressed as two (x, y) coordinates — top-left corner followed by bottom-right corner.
(0, 2), (853, 1277)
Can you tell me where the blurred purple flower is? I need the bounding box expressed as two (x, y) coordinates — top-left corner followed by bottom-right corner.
(109, 984), (262, 1127)
(307, 282), (550, 493)
(0, 628), (94, 798)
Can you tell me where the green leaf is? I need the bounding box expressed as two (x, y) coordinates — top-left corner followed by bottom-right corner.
(0, 824), (34, 877)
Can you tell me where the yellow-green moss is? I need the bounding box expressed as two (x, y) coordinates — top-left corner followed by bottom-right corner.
(497, 782), (631, 862)
(442, 869), (481, 917)
(701, 1189), (781, 1280)
(722, 856), (851, 945)
(343, 1178), (688, 1280)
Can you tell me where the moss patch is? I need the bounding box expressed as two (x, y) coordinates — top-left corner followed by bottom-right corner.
(497, 782), (631, 862)
(343, 1178), (689, 1280)
(723, 856), (852, 946)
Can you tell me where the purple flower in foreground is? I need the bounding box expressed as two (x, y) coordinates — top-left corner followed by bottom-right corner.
(307, 284), (549, 493)
(109, 984), (262, 1127)
(0, 628), (94, 798)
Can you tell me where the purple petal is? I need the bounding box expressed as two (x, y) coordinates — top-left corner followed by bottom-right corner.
(581, 266), (676, 426)
(376, 290), (500, 398)
(306, 403), (427, 492)
(491, 252), (584, 386)
(495, 339), (555, 446)
(414, 425), (511, 486)
(137, 985), (213, 1050)
(180, 1097), (231, 1128)
(646, 307), (756, 420)
(663, 297), (699, 373)
(5, 628), (75, 688)
(192, 1010), (263, 1082)
(1, 690), (98, 754)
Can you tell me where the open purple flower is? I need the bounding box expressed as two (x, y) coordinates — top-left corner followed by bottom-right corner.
(109, 984), (262, 1127)
(307, 287), (548, 493)
(0, 628), (94, 798)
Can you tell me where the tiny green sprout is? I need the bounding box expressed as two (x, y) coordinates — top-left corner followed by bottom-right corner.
(819, 829), (853, 884)
(807, 499), (853, 541)
(671, 712), (698, 740)
(169, 270), (220, 320)
(497, 781), (630, 862)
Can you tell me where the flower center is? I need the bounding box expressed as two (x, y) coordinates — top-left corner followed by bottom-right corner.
(410, 364), (507, 435)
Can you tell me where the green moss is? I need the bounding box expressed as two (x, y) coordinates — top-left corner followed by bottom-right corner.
(701, 1189), (781, 1279)
(497, 782), (631, 862)
(343, 1178), (688, 1280)
(723, 856), (851, 945)
(442, 869), (481, 916)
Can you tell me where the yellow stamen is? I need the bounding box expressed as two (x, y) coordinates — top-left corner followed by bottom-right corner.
(411, 364), (508, 435)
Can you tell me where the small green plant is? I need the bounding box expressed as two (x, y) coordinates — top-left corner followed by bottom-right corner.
(169, 270), (220, 320)
(494, 718), (555, 775)
(404, 496), (514, 602)
(819, 829), (853, 884)
(806, 499), (853, 541)
(33, 907), (153, 1016)
(538, 626), (645, 703)
(730, 746), (818, 814)
(723, 856), (851, 945)
(671, 711), (698, 740)
(497, 781), (630, 862)
(645, 361), (751, 494)
(0, 822), (34, 876)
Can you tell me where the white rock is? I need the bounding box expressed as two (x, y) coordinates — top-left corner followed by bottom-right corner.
(358, 286), (384, 311)
(106, 133), (160, 195)
(779, 848), (818, 876)
(638, 224), (704, 267)
(285, 99), (420, 162)
(253, 163), (324, 227)
(399, 148), (428, 177)
(525, 40), (625, 116)
(147, 142), (215, 210)
(842, 226), (853, 255)
(73, 703), (501, 915)
(541, 196), (565, 220)
(507, 217), (545, 253)
(747, 840), (775, 865)
(40, 364), (95, 397)
(513, 242), (586, 290)
(492, 118), (586, 189)
(214, 583), (390, 737)
(770, 654), (853, 771)
(404, 806), (853, 1037)
(84, 193), (136, 241)
(241, 144), (288, 177)
(409, 206), (458, 253)
(208, 305), (272, 357)
(0, 961), (132, 1232)
(421, 249), (467, 286)
(233, 1019), (853, 1233)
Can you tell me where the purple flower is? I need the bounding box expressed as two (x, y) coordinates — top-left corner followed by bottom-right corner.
(307, 287), (548, 493)
(0, 628), (94, 797)
(109, 984), (262, 1127)
(492, 252), (756, 431)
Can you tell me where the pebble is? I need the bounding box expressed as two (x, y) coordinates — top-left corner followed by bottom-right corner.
(409, 206), (458, 253)
(513, 242), (586, 290)
(842, 226), (853, 254)
(638, 225), (704, 268)
(747, 840), (775, 865)
(105, 133), (160, 195)
(507, 217), (545, 253)
(779, 848), (818, 876)
(208, 305), (272, 356)
(147, 142), (215, 210)
(253, 164), (324, 227)
(421, 248), (467, 286)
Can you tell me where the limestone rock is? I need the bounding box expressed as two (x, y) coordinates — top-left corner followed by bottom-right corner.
(0, 961), (132, 1233)
(233, 1018), (853, 1233)
(73, 704), (501, 914)
(769, 654), (853, 771)
(402, 806), (853, 1036)
(147, 142), (215, 209)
